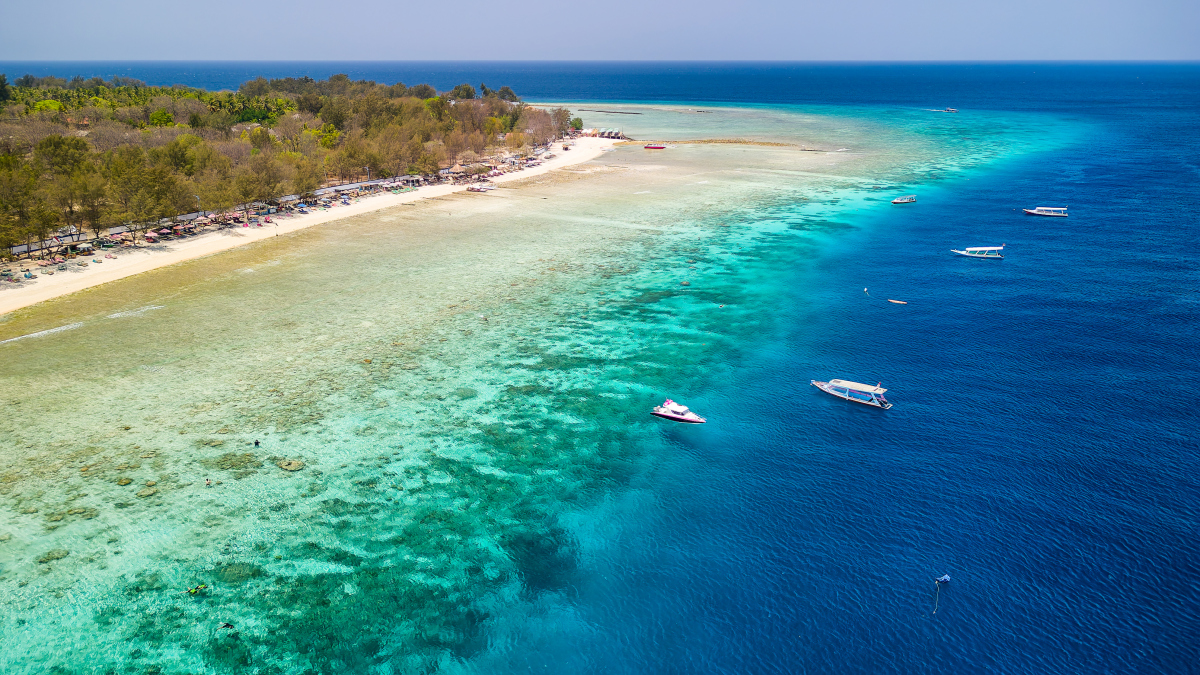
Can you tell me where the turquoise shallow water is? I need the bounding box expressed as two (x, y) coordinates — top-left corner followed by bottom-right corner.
(0, 90), (1153, 673)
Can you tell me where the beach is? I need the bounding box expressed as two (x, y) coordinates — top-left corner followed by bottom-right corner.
(0, 136), (617, 317)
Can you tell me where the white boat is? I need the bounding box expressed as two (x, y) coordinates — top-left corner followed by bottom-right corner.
(892, 195), (917, 204)
(951, 245), (1004, 259)
(811, 379), (892, 409)
(1023, 206), (1068, 217)
(651, 399), (706, 424)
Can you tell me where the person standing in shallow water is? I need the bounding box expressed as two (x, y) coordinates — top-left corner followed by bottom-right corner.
(254, 440), (260, 447)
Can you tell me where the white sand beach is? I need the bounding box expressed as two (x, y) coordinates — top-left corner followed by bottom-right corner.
(0, 136), (617, 317)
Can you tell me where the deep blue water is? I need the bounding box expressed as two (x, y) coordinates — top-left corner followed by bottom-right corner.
(578, 66), (1200, 673)
(5, 62), (1198, 672)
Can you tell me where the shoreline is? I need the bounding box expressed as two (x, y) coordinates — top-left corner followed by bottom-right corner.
(0, 136), (617, 318)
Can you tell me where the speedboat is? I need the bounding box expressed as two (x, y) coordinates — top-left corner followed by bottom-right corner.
(952, 245), (1004, 259)
(892, 195), (917, 204)
(644, 144), (666, 150)
(1023, 206), (1068, 217)
(811, 379), (892, 409)
(651, 399), (706, 423)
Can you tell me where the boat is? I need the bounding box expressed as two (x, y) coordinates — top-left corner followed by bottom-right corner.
(810, 379), (892, 409)
(892, 195), (917, 204)
(951, 245), (1005, 259)
(467, 186), (487, 193)
(644, 144), (666, 150)
(651, 399), (706, 423)
(1023, 206), (1068, 217)
(887, 299), (907, 304)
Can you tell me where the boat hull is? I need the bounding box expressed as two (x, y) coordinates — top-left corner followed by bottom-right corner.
(811, 380), (892, 409)
(644, 145), (666, 150)
(650, 411), (706, 423)
(951, 250), (1004, 259)
(1023, 209), (1068, 217)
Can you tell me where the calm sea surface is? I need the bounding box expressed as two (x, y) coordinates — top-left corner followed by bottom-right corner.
(0, 64), (1197, 673)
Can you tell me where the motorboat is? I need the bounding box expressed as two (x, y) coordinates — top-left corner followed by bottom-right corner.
(952, 245), (1004, 259)
(651, 399), (706, 423)
(1023, 206), (1068, 217)
(811, 379), (892, 409)
(644, 144), (666, 150)
(892, 195), (917, 204)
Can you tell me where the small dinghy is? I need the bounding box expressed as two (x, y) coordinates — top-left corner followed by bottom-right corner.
(651, 399), (706, 423)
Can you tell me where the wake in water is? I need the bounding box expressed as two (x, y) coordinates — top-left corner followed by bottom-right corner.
(0, 322), (83, 345)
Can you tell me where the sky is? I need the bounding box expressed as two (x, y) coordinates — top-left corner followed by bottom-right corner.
(1, 0), (1197, 61)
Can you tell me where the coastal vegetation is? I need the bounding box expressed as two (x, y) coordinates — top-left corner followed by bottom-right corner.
(0, 73), (574, 257)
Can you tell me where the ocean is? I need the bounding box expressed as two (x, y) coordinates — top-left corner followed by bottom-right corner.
(0, 64), (1197, 674)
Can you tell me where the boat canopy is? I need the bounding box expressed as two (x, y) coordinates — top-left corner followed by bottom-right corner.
(964, 246), (1004, 251)
(828, 379), (886, 394)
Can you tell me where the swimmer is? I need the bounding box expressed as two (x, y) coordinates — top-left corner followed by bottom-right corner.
(219, 623), (235, 630)
(205, 479), (212, 487)
(185, 584), (208, 594)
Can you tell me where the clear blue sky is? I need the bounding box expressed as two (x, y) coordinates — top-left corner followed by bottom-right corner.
(2, 0), (1197, 61)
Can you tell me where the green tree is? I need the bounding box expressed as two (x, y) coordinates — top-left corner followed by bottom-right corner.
(570, 117), (583, 130)
(35, 135), (90, 177)
(408, 84), (437, 99)
(149, 108), (174, 126)
(0, 74), (10, 103)
(77, 171), (109, 239)
(319, 97), (351, 130)
(497, 86), (519, 102)
(449, 83), (477, 100)
(292, 158), (322, 199)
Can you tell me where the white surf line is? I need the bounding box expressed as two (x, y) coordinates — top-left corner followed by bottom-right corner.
(107, 305), (165, 319)
(0, 322), (85, 345)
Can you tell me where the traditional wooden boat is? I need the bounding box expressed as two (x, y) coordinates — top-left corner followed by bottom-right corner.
(892, 195), (917, 204)
(1023, 206), (1068, 217)
(951, 245), (1005, 259)
(811, 379), (892, 409)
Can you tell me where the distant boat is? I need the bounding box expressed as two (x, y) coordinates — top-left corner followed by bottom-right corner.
(952, 245), (1005, 259)
(811, 379), (892, 409)
(644, 144), (666, 150)
(887, 299), (908, 304)
(892, 195), (917, 204)
(651, 399), (706, 423)
(1024, 206), (1068, 217)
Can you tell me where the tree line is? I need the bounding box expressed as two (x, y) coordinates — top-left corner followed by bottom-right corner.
(0, 73), (576, 258)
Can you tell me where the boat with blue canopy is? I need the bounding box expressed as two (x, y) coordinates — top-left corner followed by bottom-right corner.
(811, 379), (892, 409)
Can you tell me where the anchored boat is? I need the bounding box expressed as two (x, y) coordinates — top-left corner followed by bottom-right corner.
(1024, 206), (1068, 217)
(651, 399), (706, 423)
(644, 144), (666, 150)
(952, 245), (1004, 259)
(892, 195), (917, 204)
(811, 379), (892, 409)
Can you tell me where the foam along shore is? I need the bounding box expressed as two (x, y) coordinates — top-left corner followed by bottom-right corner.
(0, 136), (617, 317)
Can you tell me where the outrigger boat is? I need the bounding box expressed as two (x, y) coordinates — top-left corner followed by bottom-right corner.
(651, 399), (706, 423)
(810, 379), (892, 409)
(952, 245), (1004, 259)
(891, 195), (917, 204)
(1023, 206), (1068, 217)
